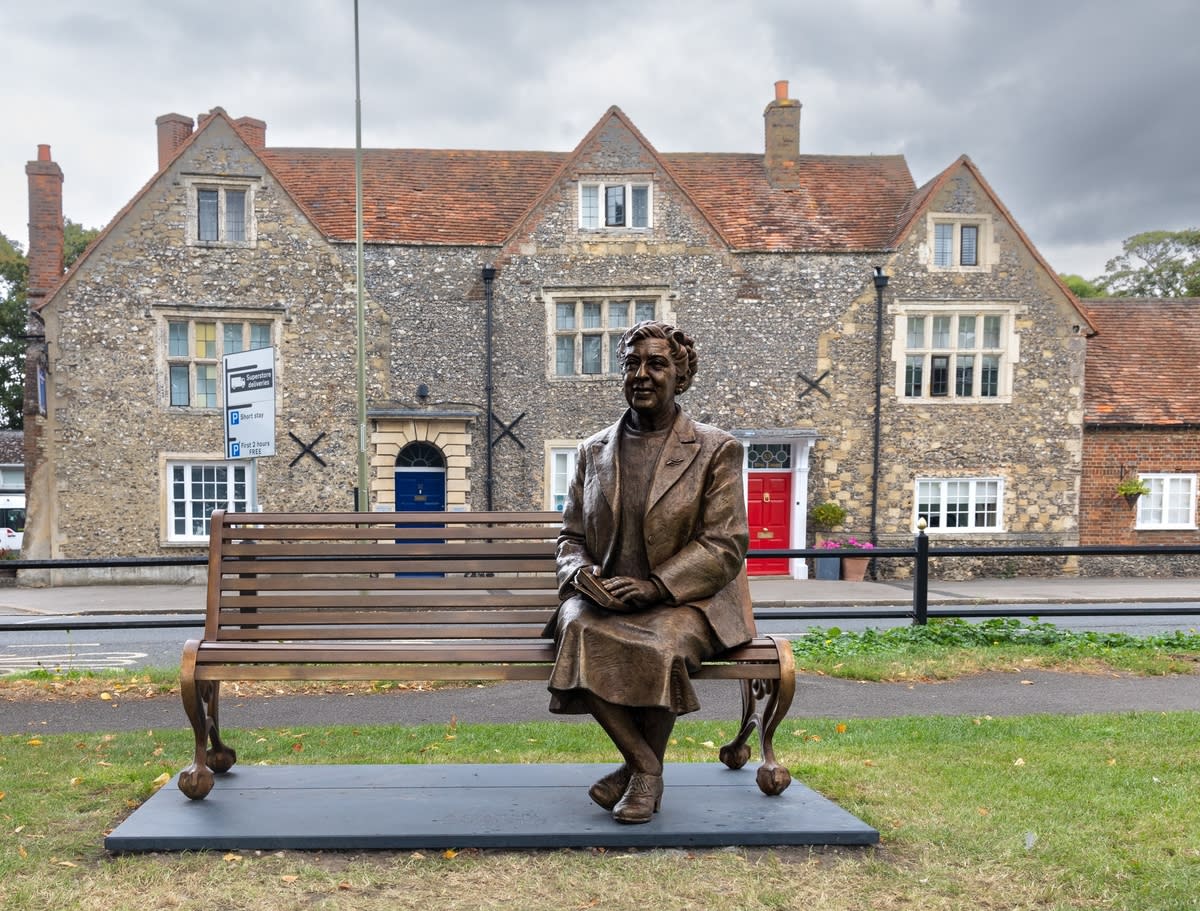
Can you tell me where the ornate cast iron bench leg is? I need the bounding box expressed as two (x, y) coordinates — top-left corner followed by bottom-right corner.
(717, 636), (795, 796)
(178, 642), (238, 801)
(754, 636), (795, 795)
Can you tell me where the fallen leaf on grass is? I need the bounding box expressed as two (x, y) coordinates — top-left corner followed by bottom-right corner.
(1013, 757), (1026, 767)
(978, 807), (989, 816)
(26, 739), (42, 747)
(151, 773), (171, 790)
(700, 741), (716, 749)
(100, 693), (113, 701)
(281, 875), (299, 884)
(338, 882), (352, 891)
(223, 853), (242, 863)
(443, 849), (458, 859)
(835, 723), (848, 734)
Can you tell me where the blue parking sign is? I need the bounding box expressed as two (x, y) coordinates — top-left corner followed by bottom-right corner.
(231, 442), (240, 457)
(230, 411), (240, 425)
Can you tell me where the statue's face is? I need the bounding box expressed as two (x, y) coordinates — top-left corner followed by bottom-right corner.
(623, 337), (679, 423)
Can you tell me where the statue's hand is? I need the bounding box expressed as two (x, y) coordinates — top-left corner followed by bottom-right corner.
(602, 576), (661, 610)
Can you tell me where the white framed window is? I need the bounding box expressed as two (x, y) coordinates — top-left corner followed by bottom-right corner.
(579, 181), (651, 230)
(548, 293), (662, 378)
(167, 460), (254, 542)
(926, 213), (992, 271)
(183, 177), (258, 246)
(545, 444), (580, 511)
(915, 477), (1003, 532)
(894, 304), (1017, 402)
(165, 316), (275, 408)
(1136, 474), (1197, 530)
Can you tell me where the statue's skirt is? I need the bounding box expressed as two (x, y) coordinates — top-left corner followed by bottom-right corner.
(547, 595), (719, 716)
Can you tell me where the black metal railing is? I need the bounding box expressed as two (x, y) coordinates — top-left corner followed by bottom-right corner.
(749, 534), (1200, 624)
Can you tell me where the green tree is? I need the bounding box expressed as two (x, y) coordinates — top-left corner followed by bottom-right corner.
(1060, 273), (1105, 298)
(0, 221), (100, 429)
(1097, 228), (1200, 297)
(0, 232), (29, 430)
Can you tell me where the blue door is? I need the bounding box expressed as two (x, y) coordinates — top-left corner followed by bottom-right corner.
(395, 442), (447, 576)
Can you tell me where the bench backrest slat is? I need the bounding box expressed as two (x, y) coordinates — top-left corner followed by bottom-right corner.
(205, 509), (565, 642)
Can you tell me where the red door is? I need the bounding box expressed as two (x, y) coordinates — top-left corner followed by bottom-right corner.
(747, 473), (791, 575)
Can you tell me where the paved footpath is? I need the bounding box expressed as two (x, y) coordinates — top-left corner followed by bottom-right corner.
(5, 668), (1200, 736)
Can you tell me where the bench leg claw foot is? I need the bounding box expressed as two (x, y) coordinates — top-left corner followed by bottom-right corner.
(179, 764), (214, 800)
(756, 764), (792, 796)
(719, 741), (751, 770)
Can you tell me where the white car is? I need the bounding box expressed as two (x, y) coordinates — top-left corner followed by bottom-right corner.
(0, 495), (25, 551)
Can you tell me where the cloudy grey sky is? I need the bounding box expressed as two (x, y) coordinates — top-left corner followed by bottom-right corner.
(2, 0), (1196, 280)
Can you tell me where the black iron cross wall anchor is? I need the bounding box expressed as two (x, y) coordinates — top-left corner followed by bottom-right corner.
(797, 370), (831, 400)
(289, 431), (328, 467)
(490, 412), (527, 450)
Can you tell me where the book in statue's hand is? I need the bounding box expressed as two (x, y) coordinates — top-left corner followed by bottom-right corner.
(573, 568), (627, 611)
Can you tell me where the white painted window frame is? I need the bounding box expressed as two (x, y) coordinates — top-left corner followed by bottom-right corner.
(1136, 474), (1198, 530)
(925, 212), (994, 273)
(578, 180), (652, 230)
(164, 457), (256, 543)
(914, 476), (1005, 533)
(892, 302), (1019, 404)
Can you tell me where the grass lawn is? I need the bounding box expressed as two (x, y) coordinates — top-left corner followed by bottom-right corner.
(2, 620), (1198, 910)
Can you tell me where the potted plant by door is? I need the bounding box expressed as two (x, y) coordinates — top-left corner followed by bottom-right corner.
(809, 501), (847, 580)
(835, 536), (875, 582)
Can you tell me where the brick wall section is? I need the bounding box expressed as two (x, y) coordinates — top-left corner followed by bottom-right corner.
(1080, 427), (1200, 575)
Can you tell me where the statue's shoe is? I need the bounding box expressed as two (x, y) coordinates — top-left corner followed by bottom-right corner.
(612, 772), (663, 824)
(588, 765), (632, 811)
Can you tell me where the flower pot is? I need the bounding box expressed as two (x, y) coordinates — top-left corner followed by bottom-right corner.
(815, 556), (840, 580)
(840, 555), (869, 582)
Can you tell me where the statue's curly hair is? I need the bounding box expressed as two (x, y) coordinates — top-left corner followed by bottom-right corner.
(619, 320), (699, 395)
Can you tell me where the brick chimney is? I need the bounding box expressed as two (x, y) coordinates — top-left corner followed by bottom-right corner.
(234, 116), (267, 150)
(763, 80), (802, 185)
(155, 113), (194, 170)
(25, 145), (64, 305)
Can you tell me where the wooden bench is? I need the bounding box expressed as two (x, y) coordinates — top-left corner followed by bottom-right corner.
(179, 510), (795, 800)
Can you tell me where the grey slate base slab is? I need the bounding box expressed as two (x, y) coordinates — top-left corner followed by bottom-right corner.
(106, 763), (878, 853)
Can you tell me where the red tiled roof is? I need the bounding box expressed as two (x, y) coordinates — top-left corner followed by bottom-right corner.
(665, 153), (914, 251)
(1084, 298), (1200, 424)
(260, 148), (568, 246)
(260, 147), (915, 251)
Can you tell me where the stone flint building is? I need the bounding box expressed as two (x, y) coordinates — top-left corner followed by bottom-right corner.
(24, 80), (1128, 583)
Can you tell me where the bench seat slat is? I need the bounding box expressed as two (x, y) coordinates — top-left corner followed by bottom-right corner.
(193, 638), (784, 665)
(215, 607), (556, 625)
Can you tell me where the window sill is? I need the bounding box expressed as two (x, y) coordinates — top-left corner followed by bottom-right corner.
(898, 395), (1013, 405)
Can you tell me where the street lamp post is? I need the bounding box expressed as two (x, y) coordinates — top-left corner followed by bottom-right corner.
(869, 266), (889, 578)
